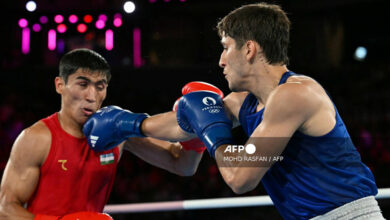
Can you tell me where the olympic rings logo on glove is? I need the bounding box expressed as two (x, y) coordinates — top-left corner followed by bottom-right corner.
(208, 109), (221, 114)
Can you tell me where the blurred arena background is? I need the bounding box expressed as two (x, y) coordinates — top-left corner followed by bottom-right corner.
(0, 0), (389, 219)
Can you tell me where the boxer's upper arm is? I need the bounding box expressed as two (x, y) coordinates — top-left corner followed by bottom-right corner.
(0, 122), (50, 218)
(223, 92), (249, 127)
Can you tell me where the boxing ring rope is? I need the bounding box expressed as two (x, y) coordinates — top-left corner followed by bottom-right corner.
(104, 187), (390, 214)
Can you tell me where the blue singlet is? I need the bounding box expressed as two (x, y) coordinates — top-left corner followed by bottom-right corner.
(238, 71), (377, 219)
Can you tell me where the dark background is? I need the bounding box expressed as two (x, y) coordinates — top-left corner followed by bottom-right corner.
(1, 0), (389, 219)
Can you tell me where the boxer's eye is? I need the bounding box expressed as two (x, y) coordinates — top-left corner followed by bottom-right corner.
(95, 83), (106, 91)
(79, 82), (88, 87)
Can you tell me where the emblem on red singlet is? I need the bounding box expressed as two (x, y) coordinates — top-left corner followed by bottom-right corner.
(100, 153), (114, 165)
(58, 160), (68, 171)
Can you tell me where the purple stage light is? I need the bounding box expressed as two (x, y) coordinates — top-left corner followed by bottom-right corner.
(133, 28), (142, 68)
(57, 39), (65, 53)
(114, 13), (122, 19)
(32, 23), (41, 32)
(98, 14), (107, 22)
(40, 16), (48, 24)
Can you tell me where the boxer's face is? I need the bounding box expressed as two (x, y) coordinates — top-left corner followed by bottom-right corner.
(56, 68), (108, 125)
(219, 35), (249, 92)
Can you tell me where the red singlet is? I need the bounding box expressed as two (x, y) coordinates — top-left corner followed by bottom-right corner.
(27, 113), (119, 215)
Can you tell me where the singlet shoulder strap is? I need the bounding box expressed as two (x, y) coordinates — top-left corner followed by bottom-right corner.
(239, 93), (258, 126)
(278, 71), (296, 85)
(239, 71), (296, 127)
(41, 113), (59, 135)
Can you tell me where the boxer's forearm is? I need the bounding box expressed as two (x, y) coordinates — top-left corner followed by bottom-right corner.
(141, 111), (195, 141)
(124, 138), (202, 176)
(0, 201), (35, 220)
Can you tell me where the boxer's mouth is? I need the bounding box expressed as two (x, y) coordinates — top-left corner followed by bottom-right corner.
(82, 107), (94, 116)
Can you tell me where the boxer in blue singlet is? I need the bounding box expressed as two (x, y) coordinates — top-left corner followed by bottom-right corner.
(175, 3), (384, 219)
(82, 3), (385, 219)
(238, 71), (379, 219)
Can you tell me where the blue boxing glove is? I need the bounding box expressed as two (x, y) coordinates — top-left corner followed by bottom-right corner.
(177, 91), (233, 158)
(83, 105), (148, 151)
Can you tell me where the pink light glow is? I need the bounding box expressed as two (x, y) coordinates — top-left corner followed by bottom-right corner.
(149, 0), (156, 3)
(164, 0), (171, 2)
(22, 28), (30, 54)
(114, 13), (122, 19)
(113, 18), (122, 27)
(133, 28), (142, 68)
(77, 23), (87, 33)
(57, 24), (67, 33)
(69, 14), (78, 23)
(98, 14), (107, 22)
(54, 15), (64, 24)
(48, 29), (56, 50)
(32, 23), (41, 32)
(18, 18), (28, 28)
(40, 16), (48, 24)
(95, 20), (105, 29)
(179, 0), (186, 2)
(105, 29), (114, 51)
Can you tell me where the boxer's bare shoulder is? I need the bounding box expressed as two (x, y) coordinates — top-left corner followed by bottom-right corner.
(223, 92), (249, 126)
(11, 121), (51, 167)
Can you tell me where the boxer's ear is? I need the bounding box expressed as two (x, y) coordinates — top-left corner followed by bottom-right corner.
(245, 40), (261, 64)
(55, 76), (65, 94)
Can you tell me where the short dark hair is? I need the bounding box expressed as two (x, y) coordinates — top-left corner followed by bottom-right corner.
(59, 48), (111, 83)
(217, 3), (290, 65)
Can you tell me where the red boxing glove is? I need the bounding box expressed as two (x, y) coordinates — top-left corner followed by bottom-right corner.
(180, 138), (207, 153)
(35, 212), (113, 220)
(34, 215), (60, 220)
(172, 97), (181, 112)
(173, 82), (225, 111)
(175, 81), (225, 153)
(60, 212), (112, 220)
(181, 81), (225, 98)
